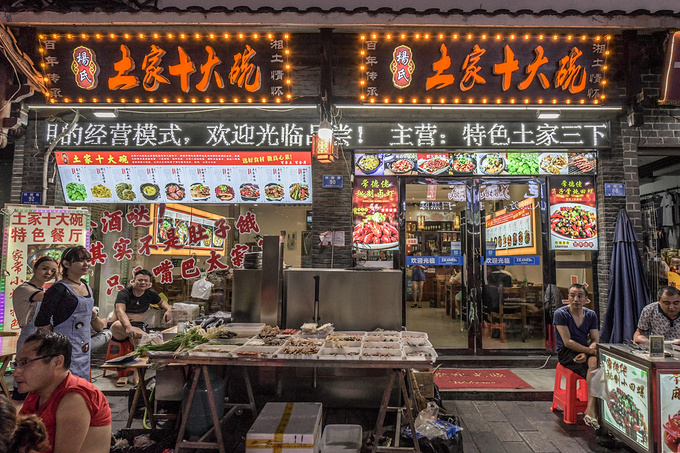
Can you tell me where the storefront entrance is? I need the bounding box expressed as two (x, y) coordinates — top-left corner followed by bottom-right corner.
(404, 177), (547, 354)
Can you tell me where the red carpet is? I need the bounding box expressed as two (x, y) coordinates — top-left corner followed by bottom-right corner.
(433, 368), (533, 390)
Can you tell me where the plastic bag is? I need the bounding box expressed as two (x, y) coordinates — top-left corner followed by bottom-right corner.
(589, 366), (608, 400)
(406, 402), (462, 440)
(190, 277), (213, 300)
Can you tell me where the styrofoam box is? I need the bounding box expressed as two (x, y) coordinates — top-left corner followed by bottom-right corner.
(360, 348), (404, 360)
(361, 342), (401, 349)
(225, 323), (265, 337)
(321, 424), (362, 453)
(247, 402), (323, 453)
(318, 347), (361, 360)
(403, 346), (438, 361)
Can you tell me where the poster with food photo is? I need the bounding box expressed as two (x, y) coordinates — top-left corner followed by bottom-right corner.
(539, 152), (569, 175)
(355, 153), (384, 175)
(568, 152), (597, 175)
(157, 166), (188, 202)
(352, 176), (399, 250)
(659, 373), (680, 452)
(548, 176), (598, 251)
(600, 352), (649, 451)
(383, 153), (418, 175)
(448, 153), (476, 175)
(81, 166), (115, 202)
(476, 153), (507, 175)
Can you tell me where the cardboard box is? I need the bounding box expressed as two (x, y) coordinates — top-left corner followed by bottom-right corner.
(247, 402), (323, 453)
(413, 370), (434, 398)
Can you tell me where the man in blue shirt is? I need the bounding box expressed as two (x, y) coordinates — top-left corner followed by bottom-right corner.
(554, 283), (600, 429)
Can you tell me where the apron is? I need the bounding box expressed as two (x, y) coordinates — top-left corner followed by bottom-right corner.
(53, 281), (94, 381)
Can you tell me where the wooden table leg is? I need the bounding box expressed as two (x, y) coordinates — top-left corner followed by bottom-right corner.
(0, 357), (11, 399)
(372, 370), (396, 453)
(398, 370), (421, 453)
(175, 366), (200, 452)
(201, 365), (226, 453)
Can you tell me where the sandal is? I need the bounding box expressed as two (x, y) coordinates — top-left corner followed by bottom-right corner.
(116, 376), (128, 387)
(584, 415), (600, 430)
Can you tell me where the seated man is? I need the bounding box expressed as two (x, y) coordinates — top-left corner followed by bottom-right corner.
(554, 283), (600, 429)
(110, 269), (172, 347)
(634, 286), (680, 344)
(14, 330), (111, 453)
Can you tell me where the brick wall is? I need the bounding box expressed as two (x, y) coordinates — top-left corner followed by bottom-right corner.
(310, 147), (353, 268)
(596, 32), (680, 320)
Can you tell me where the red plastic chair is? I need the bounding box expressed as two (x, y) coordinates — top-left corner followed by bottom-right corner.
(102, 338), (134, 379)
(551, 363), (588, 424)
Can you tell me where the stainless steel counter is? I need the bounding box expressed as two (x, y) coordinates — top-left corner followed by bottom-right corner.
(232, 268), (403, 331)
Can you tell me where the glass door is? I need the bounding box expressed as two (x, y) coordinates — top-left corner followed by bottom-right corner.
(474, 178), (547, 351)
(403, 179), (472, 351)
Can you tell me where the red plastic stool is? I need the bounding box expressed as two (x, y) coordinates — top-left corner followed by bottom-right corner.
(102, 339), (134, 379)
(551, 363), (589, 424)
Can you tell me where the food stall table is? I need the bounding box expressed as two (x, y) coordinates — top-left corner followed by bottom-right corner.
(597, 343), (680, 453)
(148, 354), (431, 453)
(0, 334), (17, 399)
(101, 356), (178, 429)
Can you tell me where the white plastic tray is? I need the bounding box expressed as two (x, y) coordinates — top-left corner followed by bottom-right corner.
(318, 347), (361, 360)
(362, 341), (401, 349)
(360, 347), (404, 360)
(225, 323), (265, 337)
(232, 345), (280, 358)
(403, 346), (438, 361)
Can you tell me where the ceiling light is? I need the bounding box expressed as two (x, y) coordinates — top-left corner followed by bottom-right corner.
(93, 109), (118, 118)
(537, 110), (560, 119)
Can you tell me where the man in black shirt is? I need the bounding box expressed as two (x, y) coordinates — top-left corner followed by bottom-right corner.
(110, 269), (172, 346)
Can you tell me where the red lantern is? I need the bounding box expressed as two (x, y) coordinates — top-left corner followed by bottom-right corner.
(312, 134), (338, 163)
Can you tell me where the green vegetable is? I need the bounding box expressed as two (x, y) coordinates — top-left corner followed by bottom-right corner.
(65, 182), (87, 201)
(507, 153), (538, 175)
(366, 212), (386, 224)
(136, 327), (208, 357)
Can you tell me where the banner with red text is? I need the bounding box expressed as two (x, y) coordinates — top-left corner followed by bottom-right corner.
(1, 205), (90, 332)
(352, 176), (399, 250)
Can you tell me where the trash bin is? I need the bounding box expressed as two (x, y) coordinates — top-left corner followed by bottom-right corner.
(321, 424), (363, 453)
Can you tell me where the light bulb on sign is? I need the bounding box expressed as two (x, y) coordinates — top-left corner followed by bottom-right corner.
(318, 120), (333, 140)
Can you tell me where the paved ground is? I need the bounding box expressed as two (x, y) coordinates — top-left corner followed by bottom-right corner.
(6, 357), (636, 452)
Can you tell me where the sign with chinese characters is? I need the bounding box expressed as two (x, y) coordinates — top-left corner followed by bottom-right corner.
(38, 32), (291, 103)
(549, 176), (597, 251)
(658, 372), (680, 452)
(20, 191), (42, 205)
(322, 175), (343, 188)
(600, 352), (649, 451)
(153, 205), (223, 252)
(605, 183), (625, 197)
(360, 32), (609, 104)
(40, 120), (610, 151)
(406, 255), (462, 266)
(55, 151), (312, 204)
(660, 31), (680, 105)
(484, 256), (540, 266)
(352, 176), (399, 251)
(1, 205), (90, 331)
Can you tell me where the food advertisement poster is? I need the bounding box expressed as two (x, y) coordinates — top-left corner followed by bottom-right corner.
(1, 205), (90, 332)
(56, 151), (312, 204)
(658, 373), (680, 452)
(352, 176), (399, 250)
(153, 206), (223, 251)
(601, 352), (650, 451)
(354, 152), (597, 176)
(549, 176), (598, 251)
(486, 206), (533, 252)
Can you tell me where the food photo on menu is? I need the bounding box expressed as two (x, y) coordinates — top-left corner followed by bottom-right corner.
(449, 153), (477, 174)
(417, 153), (451, 175)
(355, 153), (384, 175)
(477, 153), (506, 175)
(383, 153), (418, 175)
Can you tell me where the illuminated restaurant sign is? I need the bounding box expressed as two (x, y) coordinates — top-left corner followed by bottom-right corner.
(37, 32), (291, 104)
(355, 151), (598, 176)
(360, 32), (609, 105)
(548, 176), (597, 251)
(1, 205), (90, 332)
(660, 31), (680, 105)
(55, 151), (312, 204)
(42, 120), (610, 150)
(352, 176), (399, 251)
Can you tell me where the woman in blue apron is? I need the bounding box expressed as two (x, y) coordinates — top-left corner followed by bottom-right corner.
(33, 246), (95, 380)
(11, 256), (58, 400)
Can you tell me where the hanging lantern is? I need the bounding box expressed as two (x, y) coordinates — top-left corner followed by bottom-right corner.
(312, 134), (338, 163)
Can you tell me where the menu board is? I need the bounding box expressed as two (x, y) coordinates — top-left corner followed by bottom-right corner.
(549, 176), (598, 251)
(601, 352), (650, 451)
(56, 151), (312, 204)
(154, 206), (223, 251)
(354, 151), (597, 176)
(485, 207), (533, 251)
(352, 176), (399, 250)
